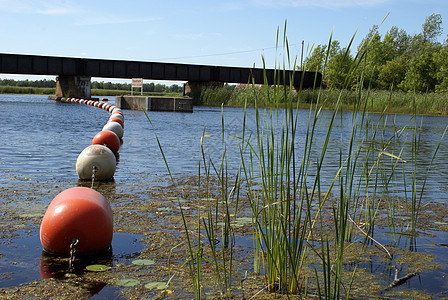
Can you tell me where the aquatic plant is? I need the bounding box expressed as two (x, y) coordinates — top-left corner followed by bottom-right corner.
(145, 21), (446, 299)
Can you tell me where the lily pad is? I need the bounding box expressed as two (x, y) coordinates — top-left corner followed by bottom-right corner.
(116, 278), (140, 287)
(144, 282), (168, 290)
(86, 264), (111, 272)
(132, 259), (155, 266)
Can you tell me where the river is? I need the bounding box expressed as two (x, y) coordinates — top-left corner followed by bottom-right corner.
(1, 94), (448, 298)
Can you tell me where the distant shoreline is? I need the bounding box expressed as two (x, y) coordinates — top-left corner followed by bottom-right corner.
(0, 86), (182, 97)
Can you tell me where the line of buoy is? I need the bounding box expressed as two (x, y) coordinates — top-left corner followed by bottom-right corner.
(40, 97), (124, 257)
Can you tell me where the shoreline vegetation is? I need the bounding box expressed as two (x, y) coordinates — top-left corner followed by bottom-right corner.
(193, 85), (448, 116)
(0, 79), (184, 97)
(1, 84), (448, 116)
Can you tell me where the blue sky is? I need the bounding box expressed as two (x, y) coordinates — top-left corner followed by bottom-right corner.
(0, 0), (446, 83)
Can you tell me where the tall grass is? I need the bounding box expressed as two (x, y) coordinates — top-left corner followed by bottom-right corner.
(147, 24), (445, 299)
(0, 86), (55, 95)
(194, 86), (448, 116)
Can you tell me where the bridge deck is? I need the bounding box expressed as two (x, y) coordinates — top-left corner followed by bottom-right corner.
(0, 53), (321, 88)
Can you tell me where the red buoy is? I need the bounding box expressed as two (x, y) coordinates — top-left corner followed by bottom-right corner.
(102, 98), (108, 101)
(107, 117), (124, 128)
(92, 130), (120, 154)
(104, 104), (112, 111)
(40, 187), (113, 256)
(98, 103), (105, 109)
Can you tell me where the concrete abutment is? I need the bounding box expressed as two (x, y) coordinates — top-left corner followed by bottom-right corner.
(55, 75), (91, 99)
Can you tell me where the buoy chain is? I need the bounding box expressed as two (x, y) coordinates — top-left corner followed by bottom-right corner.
(91, 166), (97, 189)
(69, 238), (79, 272)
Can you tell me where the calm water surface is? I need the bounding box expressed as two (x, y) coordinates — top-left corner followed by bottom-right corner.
(1, 94), (448, 296)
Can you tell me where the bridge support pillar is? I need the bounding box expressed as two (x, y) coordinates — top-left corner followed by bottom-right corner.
(184, 81), (224, 96)
(55, 75), (91, 99)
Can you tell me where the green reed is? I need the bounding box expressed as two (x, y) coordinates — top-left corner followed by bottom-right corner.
(146, 23), (446, 299)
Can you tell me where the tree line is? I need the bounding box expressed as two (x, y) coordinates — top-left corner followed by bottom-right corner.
(304, 13), (447, 93)
(0, 78), (56, 88)
(91, 81), (183, 93)
(0, 78), (184, 93)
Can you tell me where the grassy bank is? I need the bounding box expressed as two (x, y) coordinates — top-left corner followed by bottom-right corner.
(0, 86), (183, 97)
(193, 85), (448, 115)
(0, 86), (55, 95)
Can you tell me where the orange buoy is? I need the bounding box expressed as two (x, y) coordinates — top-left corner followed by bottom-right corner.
(104, 104), (112, 111)
(92, 130), (120, 154)
(102, 98), (108, 101)
(40, 187), (113, 256)
(107, 117), (124, 128)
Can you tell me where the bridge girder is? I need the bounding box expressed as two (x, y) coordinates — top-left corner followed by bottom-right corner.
(0, 53), (321, 89)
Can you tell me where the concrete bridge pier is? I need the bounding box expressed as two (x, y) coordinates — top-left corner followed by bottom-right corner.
(55, 75), (91, 98)
(184, 81), (224, 97)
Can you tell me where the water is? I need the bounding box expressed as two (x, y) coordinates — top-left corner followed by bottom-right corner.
(1, 94), (448, 297)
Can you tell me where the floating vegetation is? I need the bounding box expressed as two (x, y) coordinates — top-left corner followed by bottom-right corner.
(144, 282), (168, 290)
(85, 264), (112, 272)
(131, 259), (155, 266)
(115, 278), (140, 287)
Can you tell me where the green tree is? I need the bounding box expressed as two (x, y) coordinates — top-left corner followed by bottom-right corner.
(325, 41), (356, 89)
(303, 44), (327, 73)
(422, 13), (443, 43)
(378, 57), (407, 89)
(435, 38), (448, 91)
(357, 26), (383, 88)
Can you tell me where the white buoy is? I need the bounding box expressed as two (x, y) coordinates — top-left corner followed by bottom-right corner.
(94, 101), (99, 107)
(76, 145), (116, 181)
(112, 108), (122, 114)
(110, 113), (124, 122)
(103, 122), (123, 139)
(108, 106), (117, 113)
(71, 98), (76, 103)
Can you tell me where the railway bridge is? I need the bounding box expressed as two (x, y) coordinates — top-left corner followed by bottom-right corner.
(0, 53), (321, 98)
